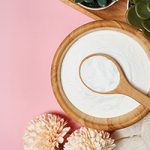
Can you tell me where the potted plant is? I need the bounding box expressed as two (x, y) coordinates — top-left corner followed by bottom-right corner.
(126, 0), (150, 39)
(74, 0), (118, 10)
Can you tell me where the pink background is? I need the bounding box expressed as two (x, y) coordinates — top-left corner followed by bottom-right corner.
(0, 0), (92, 149)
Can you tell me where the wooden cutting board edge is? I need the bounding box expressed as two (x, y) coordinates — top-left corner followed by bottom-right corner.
(61, 0), (128, 22)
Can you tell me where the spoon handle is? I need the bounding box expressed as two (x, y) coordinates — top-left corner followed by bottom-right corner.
(126, 85), (150, 110)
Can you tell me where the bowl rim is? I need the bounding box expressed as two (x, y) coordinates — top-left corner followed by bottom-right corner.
(51, 20), (150, 131)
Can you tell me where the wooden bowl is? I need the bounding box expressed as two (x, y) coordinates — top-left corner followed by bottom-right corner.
(51, 20), (150, 131)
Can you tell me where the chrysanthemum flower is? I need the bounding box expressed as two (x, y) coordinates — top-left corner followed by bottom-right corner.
(23, 114), (70, 150)
(64, 127), (115, 150)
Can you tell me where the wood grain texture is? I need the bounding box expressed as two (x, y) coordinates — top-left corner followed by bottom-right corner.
(61, 0), (127, 22)
(79, 53), (150, 110)
(51, 20), (150, 131)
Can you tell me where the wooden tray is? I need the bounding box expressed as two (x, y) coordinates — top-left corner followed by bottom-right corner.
(61, 0), (128, 22)
(51, 20), (150, 131)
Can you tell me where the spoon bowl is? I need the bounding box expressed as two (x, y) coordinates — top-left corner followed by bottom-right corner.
(79, 53), (150, 109)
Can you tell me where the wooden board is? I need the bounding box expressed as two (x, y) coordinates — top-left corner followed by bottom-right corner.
(61, 0), (128, 22)
(51, 20), (150, 131)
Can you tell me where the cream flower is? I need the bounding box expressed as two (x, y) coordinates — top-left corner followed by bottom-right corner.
(64, 127), (115, 150)
(23, 114), (70, 150)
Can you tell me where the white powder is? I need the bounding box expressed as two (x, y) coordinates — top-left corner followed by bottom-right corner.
(61, 30), (150, 118)
(80, 55), (120, 92)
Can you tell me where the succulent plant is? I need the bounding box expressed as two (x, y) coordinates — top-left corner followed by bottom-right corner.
(74, 0), (117, 8)
(126, 0), (150, 39)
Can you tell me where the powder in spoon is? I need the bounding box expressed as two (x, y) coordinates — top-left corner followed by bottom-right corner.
(80, 55), (120, 92)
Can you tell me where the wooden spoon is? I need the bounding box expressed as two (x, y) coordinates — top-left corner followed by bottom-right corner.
(79, 53), (150, 110)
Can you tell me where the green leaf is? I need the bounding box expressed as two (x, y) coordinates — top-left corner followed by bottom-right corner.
(135, 2), (150, 20)
(142, 19), (150, 32)
(74, 0), (84, 3)
(75, 0), (83, 3)
(148, 2), (150, 10)
(129, 0), (134, 3)
(96, 0), (107, 7)
(84, 0), (94, 3)
(126, 6), (143, 28)
(74, 0), (83, 3)
(130, 0), (140, 4)
(130, 0), (150, 4)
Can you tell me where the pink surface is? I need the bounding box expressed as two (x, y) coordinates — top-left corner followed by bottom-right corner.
(0, 0), (92, 149)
